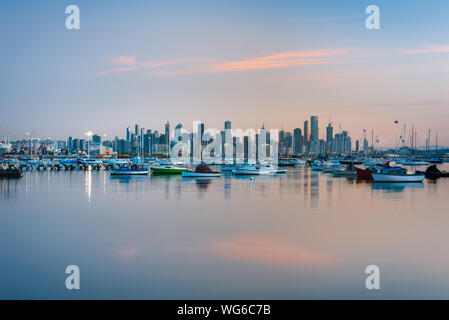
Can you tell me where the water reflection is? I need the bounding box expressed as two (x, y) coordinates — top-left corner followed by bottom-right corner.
(1, 164), (449, 299)
(372, 182), (425, 192)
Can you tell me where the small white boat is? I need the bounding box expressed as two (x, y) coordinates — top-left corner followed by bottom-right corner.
(372, 173), (425, 182)
(233, 164), (275, 175)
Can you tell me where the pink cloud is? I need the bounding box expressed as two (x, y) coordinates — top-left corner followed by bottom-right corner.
(206, 49), (350, 72)
(403, 45), (449, 54)
(97, 49), (350, 77)
(110, 55), (137, 65)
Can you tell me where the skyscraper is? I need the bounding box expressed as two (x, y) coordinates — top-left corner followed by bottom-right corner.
(304, 120), (310, 145)
(293, 128), (303, 155)
(224, 120), (231, 130)
(165, 121), (170, 145)
(126, 127), (131, 142)
(199, 122), (205, 145)
(92, 134), (101, 144)
(310, 116), (319, 142)
(135, 124), (140, 137)
(326, 123), (333, 153)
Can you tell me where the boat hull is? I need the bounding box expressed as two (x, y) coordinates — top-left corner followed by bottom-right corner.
(182, 171), (222, 177)
(372, 173), (425, 182)
(233, 169), (273, 175)
(151, 167), (188, 174)
(109, 169), (149, 175)
(355, 167), (373, 180)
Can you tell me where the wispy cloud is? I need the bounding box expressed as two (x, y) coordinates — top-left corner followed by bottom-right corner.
(110, 55), (136, 65)
(403, 45), (449, 54)
(96, 49), (350, 77)
(205, 49), (349, 72)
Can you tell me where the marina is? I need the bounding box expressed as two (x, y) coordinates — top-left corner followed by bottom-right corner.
(2, 160), (449, 299)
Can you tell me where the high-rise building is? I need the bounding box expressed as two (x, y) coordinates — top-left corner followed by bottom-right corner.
(293, 128), (303, 155)
(126, 127), (131, 142)
(326, 123), (333, 143)
(310, 116), (319, 142)
(224, 120), (231, 130)
(199, 122), (205, 145)
(135, 124), (140, 137)
(326, 123), (333, 153)
(164, 121), (170, 145)
(67, 136), (73, 151)
(304, 120), (310, 146)
(92, 134), (101, 144)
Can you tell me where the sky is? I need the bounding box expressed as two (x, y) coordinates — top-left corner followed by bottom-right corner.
(0, 0), (448, 147)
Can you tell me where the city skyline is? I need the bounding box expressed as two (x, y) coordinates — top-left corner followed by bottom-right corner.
(1, 1), (449, 144)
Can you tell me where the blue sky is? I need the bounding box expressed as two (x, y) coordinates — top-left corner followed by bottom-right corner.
(0, 0), (448, 146)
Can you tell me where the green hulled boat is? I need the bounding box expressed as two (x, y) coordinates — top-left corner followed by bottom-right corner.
(151, 166), (189, 175)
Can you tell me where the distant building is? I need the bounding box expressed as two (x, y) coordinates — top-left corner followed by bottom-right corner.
(303, 120), (310, 152)
(310, 116), (319, 142)
(126, 127), (131, 142)
(92, 134), (101, 144)
(326, 123), (333, 153)
(165, 121), (170, 145)
(293, 128), (303, 155)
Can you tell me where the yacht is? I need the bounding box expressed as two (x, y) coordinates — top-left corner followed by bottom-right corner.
(233, 164), (276, 175)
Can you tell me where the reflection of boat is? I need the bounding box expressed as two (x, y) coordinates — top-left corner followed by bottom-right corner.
(0, 167), (22, 178)
(151, 165), (188, 175)
(233, 164), (275, 175)
(275, 168), (287, 174)
(110, 166), (149, 175)
(372, 182), (424, 191)
(182, 164), (222, 177)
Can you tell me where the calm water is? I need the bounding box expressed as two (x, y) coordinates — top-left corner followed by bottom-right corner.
(1, 164), (449, 299)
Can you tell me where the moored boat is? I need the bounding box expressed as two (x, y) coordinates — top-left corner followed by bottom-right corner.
(151, 165), (188, 175)
(372, 172), (425, 182)
(233, 164), (275, 175)
(182, 164), (222, 177)
(355, 167), (374, 180)
(333, 165), (357, 176)
(109, 166), (149, 175)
